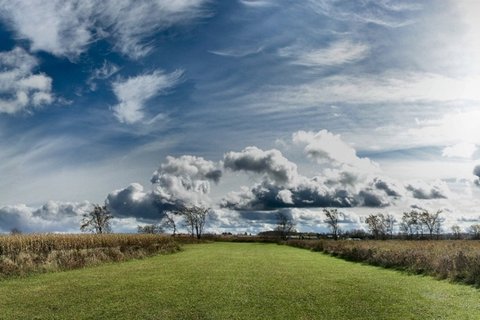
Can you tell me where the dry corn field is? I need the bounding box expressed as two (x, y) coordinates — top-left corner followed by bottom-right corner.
(286, 239), (480, 286)
(0, 234), (180, 277)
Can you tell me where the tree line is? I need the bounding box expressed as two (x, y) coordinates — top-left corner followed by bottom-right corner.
(274, 209), (480, 241)
(76, 204), (480, 241)
(80, 204), (210, 239)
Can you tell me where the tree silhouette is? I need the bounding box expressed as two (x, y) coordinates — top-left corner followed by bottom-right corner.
(80, 204), (113, 234)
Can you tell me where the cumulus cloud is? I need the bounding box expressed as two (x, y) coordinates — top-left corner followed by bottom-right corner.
(474, 165), (480, 179)
(405, 180), (449, 199)
(473, 165), (480, 186)
(112, 70), (183, 124)
(106, 183), (162, 221)
(0, 0), (210, 59)
(224, 146), (299, 187)
(371, 177), (403, 197)
(107, 155), (222, 221)
(0, 47), (53, 114)
(0, 201), (90, 233)
(221, 146), (399, 211)
(292, 130), (378, 172)
(154, 155), (222, 183)
(150, 155), (221, 207)
(99, 131), (462, 232)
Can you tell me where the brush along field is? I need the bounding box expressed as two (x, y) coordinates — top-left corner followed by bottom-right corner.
(1, 242), (480, 319)
(286, 239), (480, 286)
(0, 234), (179, 276)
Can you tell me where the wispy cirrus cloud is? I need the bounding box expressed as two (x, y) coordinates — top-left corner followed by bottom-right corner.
(0, 0), (211, 59)
(111, 70), (183, 124)
(239, 0), (275, 7)
(307, 0), (422, 28)
(246, 72), (480, 113)
(279, 40), (369, 67)
(87, 60), (120, 91)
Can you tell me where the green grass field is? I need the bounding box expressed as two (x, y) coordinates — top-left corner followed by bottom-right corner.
(2, 242), (480, 319)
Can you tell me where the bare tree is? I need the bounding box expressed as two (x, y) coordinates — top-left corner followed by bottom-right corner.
(137, 224), (163, 234)
(400, 210), (422, 239)
(80, 204), (113, 234)
(275, 211), (296, 240)
(469, 224), (480, 240)
(176, 205), (209, 239)
(161, 212), (177, 236)
(323, 208), (342, 240)
(419, 209), (443, 239)
(384, 214), (396, 239)
(451, 225), (462, 240)
(365, 214), (386, 240)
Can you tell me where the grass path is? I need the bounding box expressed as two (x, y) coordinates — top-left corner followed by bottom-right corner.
(1, 242), (480, 319)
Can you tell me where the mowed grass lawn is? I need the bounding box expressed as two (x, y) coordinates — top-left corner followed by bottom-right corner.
(2, 243), (480, 319)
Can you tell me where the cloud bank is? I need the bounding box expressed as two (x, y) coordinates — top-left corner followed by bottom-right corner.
(0, 201), (90, 233)
(0, 130), (459, 233)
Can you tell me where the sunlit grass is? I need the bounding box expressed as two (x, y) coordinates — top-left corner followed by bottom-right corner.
(286, 239), (480, 286)
(2, 242), (480, 319)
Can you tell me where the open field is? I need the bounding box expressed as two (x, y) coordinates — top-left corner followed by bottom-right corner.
(2, 242), (480, 319)
(286, 239), (480, 286)
(0, 234), (179, 277)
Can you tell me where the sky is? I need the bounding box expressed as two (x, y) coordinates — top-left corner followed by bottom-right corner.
(1, 0), (480, 234)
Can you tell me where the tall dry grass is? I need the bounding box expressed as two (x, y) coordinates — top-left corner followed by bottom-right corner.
(286, 239), (480, 286)
(0, 234), (180, 277)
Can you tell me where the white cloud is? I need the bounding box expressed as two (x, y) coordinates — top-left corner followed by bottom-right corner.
(405, 179), (450, 200)
(442, 142), (477, 159)
(0, 0), (93, 58)
(307, 0), (420, 28)
(99, 0), (210, 59)
(153, 155), (222, 183)
(150, 155), (221, 207)
(279, 40), (369, 67)
(112, 70), (183, 124)
(88, 60), (120, 91)
(406, 110), (480, 147)
(0, 47), (53, 114)
(221, 145), (399, 211)
(277, 189), (294, 204)
(0, 201), (91, 233)
(292, 130), (378, 173)
(251, 72), (480, 112)
(224, 146), (300, 187)
(0, 0), (210, 59)
(239, 0), (275, 8)
(106, 155), (222, 221)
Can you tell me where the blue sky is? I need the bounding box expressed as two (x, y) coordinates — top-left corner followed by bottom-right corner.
(1, 0), (480, 234)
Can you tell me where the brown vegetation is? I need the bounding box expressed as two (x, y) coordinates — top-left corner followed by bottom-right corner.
(0, 233), (180, 277)
(286, 239), (480, 286)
